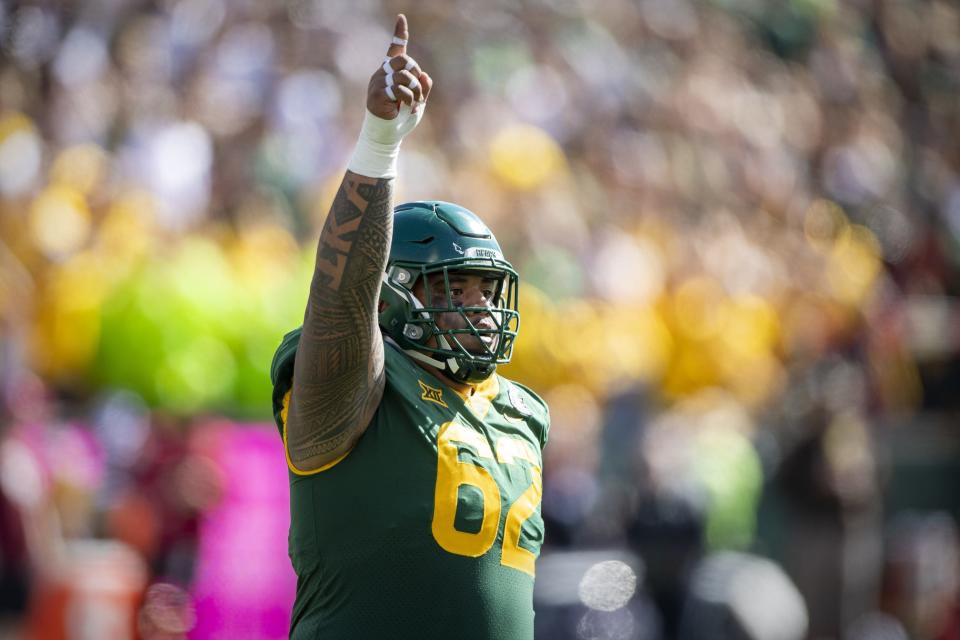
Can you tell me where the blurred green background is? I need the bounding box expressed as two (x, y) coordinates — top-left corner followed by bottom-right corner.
(1, 0), (959, 638)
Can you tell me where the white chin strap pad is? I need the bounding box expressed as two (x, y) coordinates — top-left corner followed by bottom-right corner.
(436, 335), (460, 373)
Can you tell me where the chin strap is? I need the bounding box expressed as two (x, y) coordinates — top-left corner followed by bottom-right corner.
(384, 336), (462, 377)
(402, 346), (453, 371)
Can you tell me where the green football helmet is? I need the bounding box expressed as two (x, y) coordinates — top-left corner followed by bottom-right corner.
(378, 201), (520, 383)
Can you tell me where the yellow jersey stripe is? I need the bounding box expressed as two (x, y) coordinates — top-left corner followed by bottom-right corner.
(280, 390), (353, 476)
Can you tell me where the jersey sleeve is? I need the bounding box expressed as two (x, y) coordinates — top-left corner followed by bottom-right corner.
(508, 380), (551, 450)
(270, 326), (303, 437)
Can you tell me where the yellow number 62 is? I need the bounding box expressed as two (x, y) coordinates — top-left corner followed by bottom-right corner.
(431, 421), (543, 576)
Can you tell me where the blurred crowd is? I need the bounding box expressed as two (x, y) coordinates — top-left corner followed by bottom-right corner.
(0, 0), (959, 638)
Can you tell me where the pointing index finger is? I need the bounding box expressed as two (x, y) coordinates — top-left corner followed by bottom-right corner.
(386, 14), (408, 58)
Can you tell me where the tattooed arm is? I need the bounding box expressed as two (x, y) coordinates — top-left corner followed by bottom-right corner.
(285, 15), (433, 470)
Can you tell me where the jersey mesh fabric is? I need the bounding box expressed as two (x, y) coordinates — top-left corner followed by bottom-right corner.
(271, 328), (550, 639)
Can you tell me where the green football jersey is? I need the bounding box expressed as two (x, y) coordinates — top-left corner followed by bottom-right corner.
(270, 327), (550, 639)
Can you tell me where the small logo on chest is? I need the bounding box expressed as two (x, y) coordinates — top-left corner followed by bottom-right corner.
(419, 380), (448, 408)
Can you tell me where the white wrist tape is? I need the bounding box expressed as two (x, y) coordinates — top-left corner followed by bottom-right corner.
(347, 102), (426, 178)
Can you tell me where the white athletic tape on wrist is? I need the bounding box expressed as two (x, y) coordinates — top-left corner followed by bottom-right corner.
(347, 103), (425, 178)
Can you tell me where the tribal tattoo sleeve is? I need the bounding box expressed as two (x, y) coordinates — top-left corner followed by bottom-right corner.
(285, 172), (392, 468)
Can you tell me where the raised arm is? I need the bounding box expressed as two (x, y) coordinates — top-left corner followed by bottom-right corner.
(286, 15), (433, 470)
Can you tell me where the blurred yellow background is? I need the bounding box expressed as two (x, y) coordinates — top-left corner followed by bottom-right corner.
(1, 0), (958, 639)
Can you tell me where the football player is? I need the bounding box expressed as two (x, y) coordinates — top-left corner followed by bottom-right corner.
(270, 15), (550, 639)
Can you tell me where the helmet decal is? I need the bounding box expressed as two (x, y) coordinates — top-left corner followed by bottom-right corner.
(464, 247), (502, 260)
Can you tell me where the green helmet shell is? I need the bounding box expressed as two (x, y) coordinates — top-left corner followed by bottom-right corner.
(379, 201), (520, 383)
